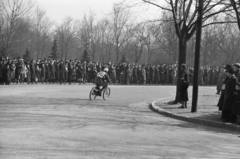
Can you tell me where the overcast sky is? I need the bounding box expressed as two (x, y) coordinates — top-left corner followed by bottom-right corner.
(36, 0), (161, 24)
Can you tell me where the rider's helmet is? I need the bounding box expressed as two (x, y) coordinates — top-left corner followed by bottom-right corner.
(103, 68), (109, 72)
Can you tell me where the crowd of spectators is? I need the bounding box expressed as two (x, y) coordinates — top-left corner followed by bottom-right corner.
(0, 56), (177, 85)
(0, 56), (240, 125)
(0, 56), (232, 87)
(217, 63), (240, 125)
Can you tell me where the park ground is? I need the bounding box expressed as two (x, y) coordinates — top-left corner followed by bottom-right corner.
(0, 84), (239, 159)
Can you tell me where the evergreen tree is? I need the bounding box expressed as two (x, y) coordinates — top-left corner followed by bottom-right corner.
(49, 39), (58, 59)
(81, 49), (90, 63)
(23, 48), (30, 60)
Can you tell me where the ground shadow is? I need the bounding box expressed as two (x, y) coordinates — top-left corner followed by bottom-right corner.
(149, 104), (240, 135)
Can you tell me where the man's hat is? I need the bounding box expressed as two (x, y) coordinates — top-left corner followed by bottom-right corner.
(226, 66), (235, 74)
(224, 64), (231, 69)
(233, 63), (240, 68)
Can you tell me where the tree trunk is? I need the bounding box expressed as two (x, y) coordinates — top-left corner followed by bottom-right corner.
(116, 45), (119, 63)
(192, 0), (203, 112)
(169, 36), (187, 104)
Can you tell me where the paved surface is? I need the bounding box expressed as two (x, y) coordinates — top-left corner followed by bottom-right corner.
(0, 84), (240, 159)
(151, 87), (240, 132)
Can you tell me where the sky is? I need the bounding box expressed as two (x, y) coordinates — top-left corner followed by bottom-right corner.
(36, 0), (161, 24)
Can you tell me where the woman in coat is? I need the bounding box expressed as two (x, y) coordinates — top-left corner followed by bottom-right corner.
(178, 64), (189, 109)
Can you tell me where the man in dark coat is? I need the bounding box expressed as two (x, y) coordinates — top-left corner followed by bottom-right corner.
(232, 82), (240, 125)
(40, 61), (46, 83)
(30, 60), (36, 84)
(233, 63), (240, 82)
(82, 61), (87, 84)
(155, 65), (160, 84)
(116, 63), (121, 83)
(55, 61), (60, 83)
(51, 60), (56, 83)
(68, 61), (73, 84)
(132, 64), (138, 84)
(222, 66), (238, 122)
(145, 65), (150, 84)
(46, 61), (51, 83)
(59, 60), (64, 84)
(137, 65), (142, 84)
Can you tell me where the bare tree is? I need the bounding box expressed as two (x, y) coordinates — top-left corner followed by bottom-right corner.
(0, 0), (34, 56)
(137, 0), (232, 103)
(56, 17), (76, 60)
(109, 3), (133, 62)
(230, 0), (240, 30)
(34, 7), (53, 59)
(217, 20), (240, 63)
(131, 23), (146, 63)
(143, 23), (159, 64)
(156, 12), (178, 63)
(95, 18), (114, 62)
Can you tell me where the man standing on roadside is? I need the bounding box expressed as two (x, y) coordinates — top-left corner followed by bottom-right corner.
(222, 66), (237, 123)
(233, 63), (240, 82)
(30, 60), (36, 84)
(216, 67), (226, 95)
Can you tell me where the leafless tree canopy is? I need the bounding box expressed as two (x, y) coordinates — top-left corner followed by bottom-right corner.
(0, 0), (239, 65)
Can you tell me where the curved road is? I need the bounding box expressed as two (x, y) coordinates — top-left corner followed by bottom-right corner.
(0, 84), (239, 159)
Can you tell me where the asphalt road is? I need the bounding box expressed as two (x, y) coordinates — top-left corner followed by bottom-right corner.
(0, 84), (239, 159)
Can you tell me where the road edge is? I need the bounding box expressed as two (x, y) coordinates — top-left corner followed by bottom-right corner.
(151, 100), (240, 132)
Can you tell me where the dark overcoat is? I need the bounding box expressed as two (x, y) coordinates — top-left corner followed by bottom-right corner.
(222, 75), (237, 112)
(179, 71), (189, 102)
(232, 90), (240, 115)
(30, 62), (36, 81)
(218, 77), (229, 110)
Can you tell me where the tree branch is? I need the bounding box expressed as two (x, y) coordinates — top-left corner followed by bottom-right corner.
(142, 0), (172, 12)
(202, 21), (237, 28)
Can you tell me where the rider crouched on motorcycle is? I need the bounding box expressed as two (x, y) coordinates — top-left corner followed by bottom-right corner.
(94, 68), (110, 96)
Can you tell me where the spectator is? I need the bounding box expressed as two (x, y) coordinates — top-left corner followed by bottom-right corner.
(216, 67), (226, 95)
(233, 63), (240, 82)
(218, 64), (231, 119)
(222, 66), (237, 123)
(141, 65), (146, 84)
(178, 63), (189, 109)
(232, 82), (240, 125)
(198, 66), (204, 85)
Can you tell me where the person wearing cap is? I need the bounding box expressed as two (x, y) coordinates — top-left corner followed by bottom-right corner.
(94, 67), (110, 96)
(216, 67), (226, 95)
(218, 65), (231, 117)
(232, 82), (240, 125)
(222, 66), (238, 122)
(233, 63), (240, 82)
